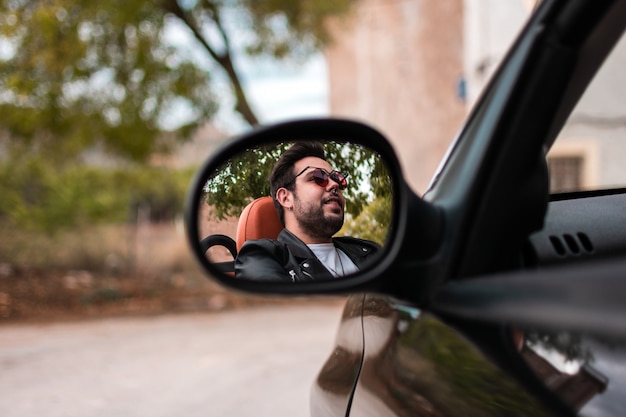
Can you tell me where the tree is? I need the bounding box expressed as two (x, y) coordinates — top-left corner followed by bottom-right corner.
(161, 0), (356, 126)
(0, 0), (358, 231)
(341, 196), (392, 245)
(0, 152), (193, 232)
(0, 0), (357, 163)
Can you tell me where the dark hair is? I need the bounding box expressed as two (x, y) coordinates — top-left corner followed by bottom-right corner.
(270, 141), (327, 225)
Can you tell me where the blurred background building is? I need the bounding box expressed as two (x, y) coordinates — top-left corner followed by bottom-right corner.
(324, 0), (626, 193)
(326, 0), (466, 194)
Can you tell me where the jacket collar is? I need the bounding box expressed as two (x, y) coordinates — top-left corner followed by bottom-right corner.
(277, 229), (334, 280)
(277, 228), (318, 259)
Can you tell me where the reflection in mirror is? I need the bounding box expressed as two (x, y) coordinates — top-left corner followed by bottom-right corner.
(196, 140), (393, 283)
(516, 327), (626, 416)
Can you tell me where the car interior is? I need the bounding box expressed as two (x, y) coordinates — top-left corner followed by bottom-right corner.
(201, 196), (282, 274)
(527, 191), (626, 267)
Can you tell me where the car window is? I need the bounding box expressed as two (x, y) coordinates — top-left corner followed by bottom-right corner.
(517, 326), (621, 415)
(547, 31), (626, 193)
(522, 21), (626, 415)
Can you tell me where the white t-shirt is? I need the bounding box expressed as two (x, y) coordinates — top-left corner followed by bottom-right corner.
(308, 243), (360, 278)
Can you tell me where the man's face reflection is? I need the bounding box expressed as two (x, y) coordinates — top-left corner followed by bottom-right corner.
(291, 156), (345, 240)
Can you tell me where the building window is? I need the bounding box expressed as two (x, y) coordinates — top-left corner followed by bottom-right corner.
(548, 156), (583, 193)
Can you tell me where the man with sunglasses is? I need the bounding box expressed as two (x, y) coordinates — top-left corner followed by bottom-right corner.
(235, 141), (380, 282)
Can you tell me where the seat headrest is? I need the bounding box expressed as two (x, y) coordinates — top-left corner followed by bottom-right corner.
(236, 196), (283, 251)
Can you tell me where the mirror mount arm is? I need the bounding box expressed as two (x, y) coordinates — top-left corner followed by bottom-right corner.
(375, 183), (445, 303)
(398, 184), (445, 261)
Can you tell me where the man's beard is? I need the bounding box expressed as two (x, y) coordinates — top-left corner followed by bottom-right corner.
(293, 193), (344, 239)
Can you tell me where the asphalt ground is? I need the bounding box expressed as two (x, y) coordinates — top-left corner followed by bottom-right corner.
(0, 301), (345, 417)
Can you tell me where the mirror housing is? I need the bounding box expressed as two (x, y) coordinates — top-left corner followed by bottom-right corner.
(185, 118), (443, 296)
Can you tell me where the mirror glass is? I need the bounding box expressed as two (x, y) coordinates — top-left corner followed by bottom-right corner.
(194, 140), (394, 282)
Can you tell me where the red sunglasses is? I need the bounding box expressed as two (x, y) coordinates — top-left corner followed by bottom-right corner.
(288, 166), (348, 190)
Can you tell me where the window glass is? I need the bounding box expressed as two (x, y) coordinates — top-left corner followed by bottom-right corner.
(548, 32), (626, 193)
(518, 327), (625, 416)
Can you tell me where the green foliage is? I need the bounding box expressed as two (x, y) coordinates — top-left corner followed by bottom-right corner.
(0, 0), (218, 162)
(0, 0), (359, 234)
(342, 196), (391, 245)
(203, 143), (287, 219)
(0, 0), (358, 160)
(0, 156), (194, 233)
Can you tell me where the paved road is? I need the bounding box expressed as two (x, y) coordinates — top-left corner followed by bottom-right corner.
(0, 301), (345, 417)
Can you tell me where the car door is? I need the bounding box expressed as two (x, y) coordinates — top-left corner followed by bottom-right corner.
(350, 293), (558, 416)
(345, 1), (626, 416)
(185, 1), (626, 415)
(311, 294), (365, 417)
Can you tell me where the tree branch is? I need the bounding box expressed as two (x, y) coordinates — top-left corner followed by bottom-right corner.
(161, 0), (259, 126)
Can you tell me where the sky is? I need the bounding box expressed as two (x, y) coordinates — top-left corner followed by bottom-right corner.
(162, 16), (330, 135)
(220, 52), (330, 133)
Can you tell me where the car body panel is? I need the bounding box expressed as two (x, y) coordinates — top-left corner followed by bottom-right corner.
(185, 0), (626, 415)
(310, 1), (626, 415)
(312, 294), (365, 417)
(314, 294), (559, 417)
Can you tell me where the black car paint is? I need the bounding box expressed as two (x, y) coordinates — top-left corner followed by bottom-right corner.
(346, 294), (556, 417)
(186, 0), (626, 416)
(311, 1), (626, 416)
(311, 294), (365, 416)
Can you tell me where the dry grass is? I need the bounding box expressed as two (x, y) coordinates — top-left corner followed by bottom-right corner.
(0, 221), (260, 321)
(0, 221), (193, 272)
(0, 221), (344, 322)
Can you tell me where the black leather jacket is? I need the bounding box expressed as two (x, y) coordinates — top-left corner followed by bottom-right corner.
(235, 229), (380, 282)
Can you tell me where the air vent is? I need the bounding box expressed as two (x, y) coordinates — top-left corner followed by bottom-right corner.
(549, 233), (594, 257)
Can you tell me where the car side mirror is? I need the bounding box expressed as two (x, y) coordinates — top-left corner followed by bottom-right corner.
(184, 118), (442, 294)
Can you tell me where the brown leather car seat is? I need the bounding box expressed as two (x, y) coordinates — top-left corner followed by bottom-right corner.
(201, 196), (283, 274)
(236, 196), (283, 251)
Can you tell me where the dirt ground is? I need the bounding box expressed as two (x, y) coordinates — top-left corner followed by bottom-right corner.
(0, 266), (337, 323)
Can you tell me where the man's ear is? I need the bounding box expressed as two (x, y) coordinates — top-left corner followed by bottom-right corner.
(275, 187), (293, 211)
